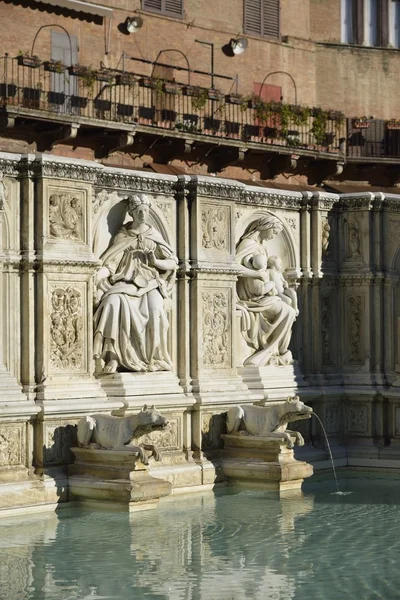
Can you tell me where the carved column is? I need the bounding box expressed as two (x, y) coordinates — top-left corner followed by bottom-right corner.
(0, 155), (39, 506)
(184, 177), (249, 465)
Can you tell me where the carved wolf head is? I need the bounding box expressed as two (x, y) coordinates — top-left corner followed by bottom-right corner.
(280, 396), (313, 425)
(138, 404), (169, 429)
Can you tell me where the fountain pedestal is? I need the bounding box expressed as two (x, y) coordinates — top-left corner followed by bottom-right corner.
(68, 448), (171, 511)
(221, 434), (313, 494)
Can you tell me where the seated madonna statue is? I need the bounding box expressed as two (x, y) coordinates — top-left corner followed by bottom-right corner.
(93, 193), (178, 374)
(236, 215), (297, 367)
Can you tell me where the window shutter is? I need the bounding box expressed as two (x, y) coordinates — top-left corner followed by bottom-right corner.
(263, 0), (280, 38)
(379, 0), (389, 46)
(244, 0), (262, 36)
(142, 0), (183, 17)
(164, 0), (183, 16)
(354, 0), (364, 44)
(143, 0), (162, 11)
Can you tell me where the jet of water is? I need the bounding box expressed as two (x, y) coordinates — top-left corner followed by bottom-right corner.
(312, 413), (341, 494)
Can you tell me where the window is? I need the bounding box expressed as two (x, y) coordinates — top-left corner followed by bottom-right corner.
(341, 0), (389, 46)
(244, 0), (280, 39)
(390, 0), (400, 47)
(142, 0), (183, 18)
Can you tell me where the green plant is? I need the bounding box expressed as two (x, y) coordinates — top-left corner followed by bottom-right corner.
(191, 88), (208, 111)
(251, 99), (310, 137)
(175, 120), (201, 134)
(311, 108), (329, 145)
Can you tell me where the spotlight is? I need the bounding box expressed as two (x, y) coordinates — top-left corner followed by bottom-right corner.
(125, 16), (143, 34)
(230, 37), (248, 55)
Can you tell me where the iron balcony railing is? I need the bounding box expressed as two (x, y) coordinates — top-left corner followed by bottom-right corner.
(0, 55), (345, 154)
(347, 117), (400, 159)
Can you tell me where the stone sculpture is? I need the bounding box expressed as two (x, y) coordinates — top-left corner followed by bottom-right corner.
(77, 405), (169, 464)
(93, 193), (178, 374)
(266, 256), (299, 316)
(225, 396), (313, 448)
(236, 216), (297, 366)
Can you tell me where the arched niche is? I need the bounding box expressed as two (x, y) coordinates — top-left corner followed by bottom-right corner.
(235, 210), (297, 273)
(92, 193), (172, 260)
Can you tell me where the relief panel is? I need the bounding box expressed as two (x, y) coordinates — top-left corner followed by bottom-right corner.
(0, 424), (25, 467)
(345, 402), (370, 435)
(202, 289), (231, 368)
(200, 202), (230, 256)
(201, 412), (226, 450)
(48, 284), (86, 373)
(45, 185), (88, 247)
(347, 294), (364, 364)
(139, 415), (181, 452)
(44, 422), (78, 465)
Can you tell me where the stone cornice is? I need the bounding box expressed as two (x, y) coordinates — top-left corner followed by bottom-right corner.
(304, 191), (340, 211)
(97, 171), (176, 196)
(0, 156), (20, 177)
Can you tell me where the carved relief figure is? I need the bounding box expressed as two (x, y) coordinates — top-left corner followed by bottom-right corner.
(267, 256), (299, 316)
(236, 216), (297, 366)
(93, 194), (178, 374)
(0, 172), (8, 211)
(348, 220), (361, 258)
(321, 219), (330, 256)
(226, 396), (313, 449)
(49, 193), (82, 240)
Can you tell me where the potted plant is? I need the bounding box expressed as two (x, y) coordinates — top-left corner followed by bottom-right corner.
(352, 116), (371, 129)
(387, 119), (400, 130)
(116, 72), (138, 86)
(225, 92), (243, 105)
(183, 85), (204, 97)
(71, 95), (88, 109)
(17, 52), (41, 68)
(22, 85), (42, 108)
(163, 81), (183, 95)
(96, 68), (115, 83)
(69, 65), (97, 90)
(207, 88), (224, 101)
(139, 77), (163, 93)
(44, 59), (65, 74)
(48, 91), (65, 105)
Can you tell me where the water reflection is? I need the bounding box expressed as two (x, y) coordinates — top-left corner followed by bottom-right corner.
(1, 479), (400, 599)
(0, 491), (314, 600)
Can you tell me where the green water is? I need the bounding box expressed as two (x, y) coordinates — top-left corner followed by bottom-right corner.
(1, 475), (400, 599)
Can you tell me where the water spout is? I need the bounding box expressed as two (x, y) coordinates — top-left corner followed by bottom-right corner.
(312, 413), (341, 494)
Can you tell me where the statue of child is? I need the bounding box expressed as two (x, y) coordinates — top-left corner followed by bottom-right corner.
(266, 256), (299, 315)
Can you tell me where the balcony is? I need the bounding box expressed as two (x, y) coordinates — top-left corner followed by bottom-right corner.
(347, 117), (400, 161)
(0, 55), (347, 173)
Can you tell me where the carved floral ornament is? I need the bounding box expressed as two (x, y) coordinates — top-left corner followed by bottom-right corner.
(201, 205), (228, 250)
(49, 193), (83, 240)
(202, 290), (230, 367)
(50, 286), (84, 371)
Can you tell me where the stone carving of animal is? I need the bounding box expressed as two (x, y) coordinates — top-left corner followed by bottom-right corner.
(226, 396), (312, 448)
(77, 405), (169, 465)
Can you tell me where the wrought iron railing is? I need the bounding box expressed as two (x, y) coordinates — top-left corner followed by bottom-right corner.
(347, 117), (400, 158)
(0, 55), (345, 154)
